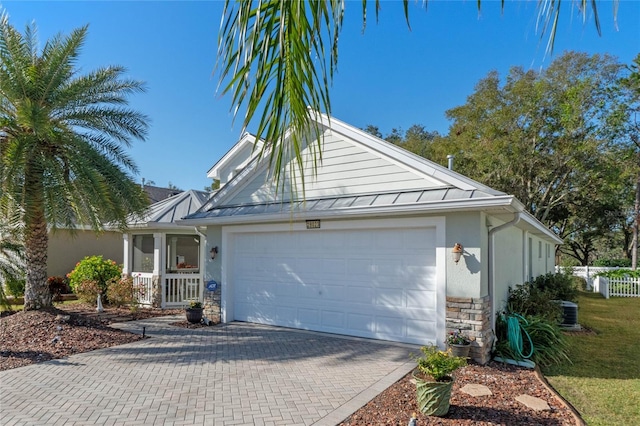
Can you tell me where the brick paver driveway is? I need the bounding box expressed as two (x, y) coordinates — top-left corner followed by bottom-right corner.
(0, 317), (417, 426)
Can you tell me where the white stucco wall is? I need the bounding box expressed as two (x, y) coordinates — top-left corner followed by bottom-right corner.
(492, 224), (525, 311)
(444, 212), (485, 299)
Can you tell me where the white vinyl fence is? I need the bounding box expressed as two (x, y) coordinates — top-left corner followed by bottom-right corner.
(556, 266), (623, 290)
(558, 266), (640, 299)
(591, 275), (639, 299)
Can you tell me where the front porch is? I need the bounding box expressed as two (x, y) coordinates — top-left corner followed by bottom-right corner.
(124, 231), (205, 309)
(123, 189), (211, 309)
(132, 272), (203, 308)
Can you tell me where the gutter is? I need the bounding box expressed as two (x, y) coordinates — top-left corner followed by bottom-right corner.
(488, 212), (521, 333)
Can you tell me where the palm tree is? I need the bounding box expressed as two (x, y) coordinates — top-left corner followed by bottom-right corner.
(217, 0), (616, 195)
(0, 13), (150, 310)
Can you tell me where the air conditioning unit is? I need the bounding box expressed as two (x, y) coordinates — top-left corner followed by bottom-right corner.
(560, 301), (579, 328)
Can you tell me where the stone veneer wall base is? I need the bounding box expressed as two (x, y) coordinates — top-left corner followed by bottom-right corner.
(446, 296), (493, 364)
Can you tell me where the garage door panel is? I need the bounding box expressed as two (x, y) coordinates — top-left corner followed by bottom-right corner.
(406, 318), (437, 340)
(375, 316), (405, 337)
(347, 313), (373, 332)
(322, 310), (345, 328)
(406, 289), (436, 309)
(298, 284), (321, 299)
(298, 308), (320, 325)
(344, 286), (374, 304)
(374, 289), (404, 308)
(319, 284), (344, 300)
(231, 223), (440, 345)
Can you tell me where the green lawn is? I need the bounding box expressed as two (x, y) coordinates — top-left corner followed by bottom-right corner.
(542, 292), (640, 426)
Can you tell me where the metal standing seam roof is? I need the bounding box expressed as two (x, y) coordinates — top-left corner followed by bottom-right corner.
(186, 187), (499, 220)
(128, 189), (212, 226)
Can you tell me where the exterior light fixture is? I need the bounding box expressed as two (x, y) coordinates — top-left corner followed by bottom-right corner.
(210, 246), (219, 260)
(452, 243), (464, 264)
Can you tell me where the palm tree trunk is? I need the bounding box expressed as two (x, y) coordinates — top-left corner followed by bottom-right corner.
(22, 164), (52, 310)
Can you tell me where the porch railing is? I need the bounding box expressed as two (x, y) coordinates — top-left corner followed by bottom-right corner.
(132, 272), (154, 306)
(164, 273), (202, 308)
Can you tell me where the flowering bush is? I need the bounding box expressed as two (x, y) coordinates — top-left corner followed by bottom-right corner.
(47, 276), (69, 301)
(446, 329), (470, 345)
(74, 279), (102, 304)
(106, 277), (136, 307)
(67, 256), (122, 297)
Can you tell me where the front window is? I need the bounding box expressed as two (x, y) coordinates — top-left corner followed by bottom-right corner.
(166, 234), (200, 272)
(133, 234), (154, 273)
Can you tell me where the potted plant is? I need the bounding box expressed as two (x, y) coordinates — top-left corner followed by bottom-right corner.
(446, 329), (471, 358)
(411, 345), (467, 416)
(185, 301), (204, 323)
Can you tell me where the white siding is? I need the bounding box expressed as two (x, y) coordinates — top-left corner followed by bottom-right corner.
(225, 130), (446, 205)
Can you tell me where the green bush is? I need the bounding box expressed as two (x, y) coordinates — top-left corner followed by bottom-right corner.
(596, 269), (640, 279)
(67, 256), (122, 298)
(106, 277), (136, 307)
(506, 272), (579, 322)
(74, 279), (102, 304)
(5, 277), (25, 297)
(507, 283), (562, 322)
(593, 258), (631, 267)
(529, 272), (578, 302)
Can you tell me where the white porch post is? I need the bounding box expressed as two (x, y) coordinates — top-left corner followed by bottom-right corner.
(122, 233), (130, 276)
(153, 233), (164, 308)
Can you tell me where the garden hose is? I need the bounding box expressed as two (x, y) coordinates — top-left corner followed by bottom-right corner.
(505, 313), (534, 359)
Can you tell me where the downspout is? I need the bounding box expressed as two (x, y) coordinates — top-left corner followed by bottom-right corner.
(194, 227), (207, 302)
(488, 212), (521, 333)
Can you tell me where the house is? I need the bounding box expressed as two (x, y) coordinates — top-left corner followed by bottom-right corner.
(122, 189), (210, 308)
(179, 112), (562, 364)
(46, 185), (185, 278)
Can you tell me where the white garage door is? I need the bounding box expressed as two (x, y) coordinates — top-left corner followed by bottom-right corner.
(228, 219), (442, 345)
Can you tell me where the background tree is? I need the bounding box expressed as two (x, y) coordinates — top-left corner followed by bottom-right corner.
(217, 0), (617, 195)
(427, 52), (631, 265)
(0, 15), (150, 310)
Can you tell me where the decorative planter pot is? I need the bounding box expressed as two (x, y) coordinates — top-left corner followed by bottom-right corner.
(185, 307), (204, 324)
(448, 343), (471, 358)
(413, 370), (454, 417)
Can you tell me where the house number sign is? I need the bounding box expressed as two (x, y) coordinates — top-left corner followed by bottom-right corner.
(306, 220), (321, 229)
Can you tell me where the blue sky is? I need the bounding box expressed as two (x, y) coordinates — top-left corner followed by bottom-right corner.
(1, 1), (638, 191)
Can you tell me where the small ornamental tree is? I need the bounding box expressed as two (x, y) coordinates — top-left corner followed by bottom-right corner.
(67, 256), (122, 299)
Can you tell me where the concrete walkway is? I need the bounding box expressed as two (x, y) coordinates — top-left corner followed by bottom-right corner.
(0, 317), (417, 426)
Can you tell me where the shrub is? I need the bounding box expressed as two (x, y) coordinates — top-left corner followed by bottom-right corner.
(5, 277), (25, 297)
(106, 277), (136, 307)
(74, 279), (102, 304)
(593, 258), (631, 267)
(67, 256), (122, 298)
(507, 283), (562, 322)
(506, 272), (579, 322)
(529, 272), (578, 302)
(47, 276), (69, 301)
(596, 269), (640, 279)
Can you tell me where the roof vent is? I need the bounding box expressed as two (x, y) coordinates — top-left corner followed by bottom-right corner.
(447, 154), (454, 170)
